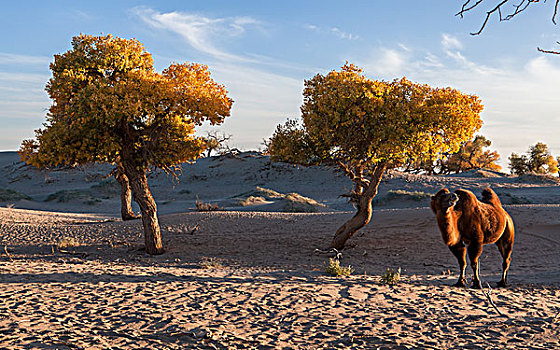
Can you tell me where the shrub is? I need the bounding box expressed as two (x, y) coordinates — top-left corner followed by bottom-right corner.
(90, 178), (120, 197)
(0, 189), (32, 201)
(282, 193), (326, 213)
(195, 197), (220, 212)
(381, 267), (401, 285)
(233, 187), (283, 200)
(45, 190), (100, 205)
(57, 237), (81, 250)
(374, 190), (431, 205)
(325, 258), (353, 277)
(200, 257), (223, 269)
(235, 196), (268, 206)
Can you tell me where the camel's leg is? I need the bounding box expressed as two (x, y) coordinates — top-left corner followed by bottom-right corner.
(449, 242), (467, 287)
(467, 243), (484, 289)
(495, 220), (514, 287)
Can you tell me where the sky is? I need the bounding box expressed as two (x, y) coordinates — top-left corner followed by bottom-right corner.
(1, 0), (560, 170)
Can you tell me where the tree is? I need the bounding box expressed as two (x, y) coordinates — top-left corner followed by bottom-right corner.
(457, 0), (560, 53)
(268, 64), (483, 250)
(508, 142), (558, 175)
(443, 135), (501, 173)
(19, 34), (233, 254)
(203, 130), (232, 157)
(508, 152), (530, 175)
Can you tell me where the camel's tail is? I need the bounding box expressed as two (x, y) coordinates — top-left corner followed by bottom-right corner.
(481, 187), (503, 207)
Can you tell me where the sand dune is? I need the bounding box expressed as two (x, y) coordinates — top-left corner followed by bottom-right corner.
(1, 152), (559, 348)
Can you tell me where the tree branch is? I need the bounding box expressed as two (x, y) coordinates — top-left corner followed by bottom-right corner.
(457, 0), (557, 35)
(538, 46), (560, 54)
(456, 0), (486, 18)
(470, 0), (509, 35)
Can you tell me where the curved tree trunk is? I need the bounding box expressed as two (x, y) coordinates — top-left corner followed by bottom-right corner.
(114, 163), (137, 221)
(123, 163), (164, 255)
(329, 162), (387, 250)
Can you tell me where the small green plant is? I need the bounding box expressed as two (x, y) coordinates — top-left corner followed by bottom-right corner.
(200, 257), (223, 269)
(381, 267), (401, 285)
(57, 237), (81, 250)
(325, 258), (353, 277)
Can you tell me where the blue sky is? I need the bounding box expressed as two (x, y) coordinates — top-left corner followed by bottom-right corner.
(1, 1), (559, 168)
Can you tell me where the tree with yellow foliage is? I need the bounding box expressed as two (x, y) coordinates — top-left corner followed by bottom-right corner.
(19, 34), (233, 255)
(509, 142), (558, 175)
(443, 135), (501, 173)
(268, 64), (483, 250)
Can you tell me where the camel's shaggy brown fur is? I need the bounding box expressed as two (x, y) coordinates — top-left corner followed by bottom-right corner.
(431, 188), (515, 288)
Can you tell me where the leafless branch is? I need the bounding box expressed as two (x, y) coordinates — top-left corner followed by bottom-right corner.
(185, 224), (199, 235)
(480, 281), (509, 317)
(57, 249), (89, 258)
(470, 0), (509, 35)
(3, 246), (13, 262)
(457, 0), (486, 18)
(458, 0), (558, 35)
(538, 46), (560, 54)
(314, 248), (343, 260)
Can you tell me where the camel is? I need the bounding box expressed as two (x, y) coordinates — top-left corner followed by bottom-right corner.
(430, 188), (515, 288)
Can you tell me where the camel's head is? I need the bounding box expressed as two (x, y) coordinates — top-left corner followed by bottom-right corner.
(430, 188), (458, 214)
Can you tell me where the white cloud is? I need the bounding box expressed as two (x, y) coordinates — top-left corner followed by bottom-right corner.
(360, 48), (407, 78)
(305, 24), (359, 40)
(0, 53), (51, 66)
(196, 64), (303, 149)
(441, 33), (463, 50)
(330, 27), (359, 40)
(133, 7), (260, 62)
(353, 40), (560, 169)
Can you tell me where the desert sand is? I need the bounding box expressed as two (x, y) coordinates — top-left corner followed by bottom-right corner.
(1, 151), (559, 349)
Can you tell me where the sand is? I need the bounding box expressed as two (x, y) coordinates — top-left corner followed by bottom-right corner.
(0, 152), (559, 349)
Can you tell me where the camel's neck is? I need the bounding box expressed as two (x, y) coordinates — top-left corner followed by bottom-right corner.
(437, 208), (461, 246)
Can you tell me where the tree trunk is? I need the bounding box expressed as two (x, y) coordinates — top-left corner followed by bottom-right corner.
(123, 163), (164, 255)
(114, 164), (137, 221)
(329, 162), (387, 250)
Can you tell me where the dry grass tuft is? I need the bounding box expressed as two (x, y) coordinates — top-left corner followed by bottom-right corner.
(381, 267), (401, 285)
(325, 258), (353, 277)
(200, 257), (224, 269)
(57, 237), (81, 250)
(195, 197), (221, 212)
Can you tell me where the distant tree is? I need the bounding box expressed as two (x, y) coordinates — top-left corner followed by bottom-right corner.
(268, 64), (483, 250)
(527, 142), (559, 174)
(203, 130), (232, 157)
(19, 34), (232, 254)
(457, 0), (560, 53)
(508, 142), (558, 175)
(508, 153), (530, 175)
(443, 135), (501, 173)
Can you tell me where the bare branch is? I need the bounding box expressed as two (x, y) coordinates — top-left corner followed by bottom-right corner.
(3, 246), (13, 262)
(504, 0), (530, 21)
(456, 0), (486, 18)
(537, 46), (560, 54)
(480, 281), (509, 317)
(553, 0), (560, 24)
(470, 0), (509, 35)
